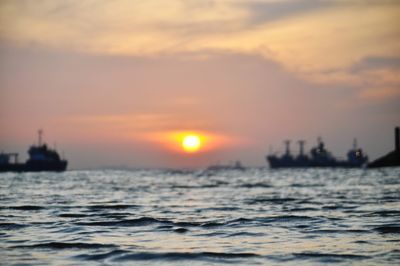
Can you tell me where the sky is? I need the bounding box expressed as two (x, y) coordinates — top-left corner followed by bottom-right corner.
(0, 0), (399, 169)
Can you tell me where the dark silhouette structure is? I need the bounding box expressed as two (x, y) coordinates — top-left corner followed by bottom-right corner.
(267, 138), (368, 168)
(0, 130), (68, 172)
(368, 127), (400, 168)
(205, 161), (245, 171)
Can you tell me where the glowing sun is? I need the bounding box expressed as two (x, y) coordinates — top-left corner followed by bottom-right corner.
(182, 135), (202, 153)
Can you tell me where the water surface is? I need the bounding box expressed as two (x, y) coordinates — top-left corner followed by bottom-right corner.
(1, 168), (399, 265)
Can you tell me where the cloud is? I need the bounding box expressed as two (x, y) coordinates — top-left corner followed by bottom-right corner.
(0, 0), (399, 98)
(68, 112), (214, 133)
(351, 56), (400, 71)
(240, 0), (332, 25)
(358, 87), (400, 101)
(345, 56), (400, 100)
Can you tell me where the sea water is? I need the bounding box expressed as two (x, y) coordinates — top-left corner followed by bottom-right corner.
(1, 168), (399, 265)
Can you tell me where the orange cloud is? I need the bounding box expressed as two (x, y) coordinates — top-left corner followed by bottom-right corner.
(1, 0), (398, 86)
(359, 87), (400, 101)
(1, 0), (399, 117)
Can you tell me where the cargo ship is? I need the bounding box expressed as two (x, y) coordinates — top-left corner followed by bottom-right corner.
(0, 130), (68, 172)
(266, 138), (368, 168)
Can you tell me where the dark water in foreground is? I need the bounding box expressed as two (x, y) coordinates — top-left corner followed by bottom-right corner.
(1, 168), (399, 265)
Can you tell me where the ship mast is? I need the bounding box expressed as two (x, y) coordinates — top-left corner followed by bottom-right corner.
(298, 140), (305, 156)
(353, 138), (358, 150)
(38, 129), (43, 146)
(284, 140), (291, 155)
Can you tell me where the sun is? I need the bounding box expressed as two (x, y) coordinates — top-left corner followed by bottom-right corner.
(182, 135), (202, 153)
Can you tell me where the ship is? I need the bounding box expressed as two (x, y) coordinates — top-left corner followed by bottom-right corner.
(266, 138), (368, 168)
(0, 130), (68, 172)
(368, 127), (400, 168)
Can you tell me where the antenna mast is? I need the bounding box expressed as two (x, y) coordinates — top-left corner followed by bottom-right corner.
(38, 129), (43, 146)
(298, 140), (305, 156)
(353, 138), (358, 150)
(284, 140), (291, 155)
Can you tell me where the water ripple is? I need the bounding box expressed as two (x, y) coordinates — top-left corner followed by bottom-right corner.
(1, 168), (399, 265)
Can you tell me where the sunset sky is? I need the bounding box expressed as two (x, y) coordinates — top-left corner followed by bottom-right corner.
(0, 0), (399, 169)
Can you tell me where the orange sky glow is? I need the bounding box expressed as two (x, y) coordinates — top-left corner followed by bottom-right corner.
(146, 131), (238, 155)
(0, 0), (399, 169)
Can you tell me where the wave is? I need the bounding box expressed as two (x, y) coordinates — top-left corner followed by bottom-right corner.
(379, 196), (400, 202)
(73, 215), (321, 229)
(288, 207), (319, 212)
(322, 205), (358, 210)
(75, 217), (169, 227)
(113, 251), (260, 262)
(253, 215), (321, 223)
(13, 242), (117, 249)
(75, 249), (127, 260)
(86, 204), (139, 210)
(1, 205), (44, 211)
(373, 225), (400, 234)
(245, 197), (298, 204)
(59, 213), (88, 218)
(174, 227), (189, 233)
(290, 183), (323, 188)
(367, 210), (400, 217)
(59, 212), (129, 219)
(97, 213), (130, 218)
(293, 252), (370, 260)
(171, 182), (227, 189)
(182, 215), (321, 227)
(226, 232), (265, 237)
(0, 222), (27, 230)
(304, 229), (369, 234)
(237, 182), (272, 188)
(203, 206), (240, 211)
(75, 218), (226, 228)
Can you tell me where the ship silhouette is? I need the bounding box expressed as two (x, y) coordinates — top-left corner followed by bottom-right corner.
(0, 130), (68, 172)
(266, 138), (368, 168)
(368, 127), (400, 168)
(206, 161), (245, 171)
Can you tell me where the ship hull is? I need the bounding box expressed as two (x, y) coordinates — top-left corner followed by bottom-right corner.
(368, 151), (400, 168)
(267, 156), (365, 169)
(0, 161), (67, 173)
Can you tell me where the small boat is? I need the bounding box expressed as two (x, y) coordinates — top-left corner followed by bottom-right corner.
(206, 161), (245, 171)
(0, 130), (68, 172)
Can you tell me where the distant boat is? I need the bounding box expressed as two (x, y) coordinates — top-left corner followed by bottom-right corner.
(206, 161), (245, 171)
(266, 138), (368, 168)
(0, 130), (68, 172)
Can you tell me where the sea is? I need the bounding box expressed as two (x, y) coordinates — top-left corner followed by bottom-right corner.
(1, 168), (399, 265)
